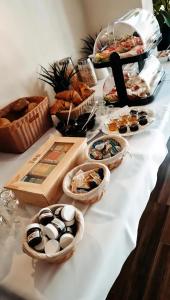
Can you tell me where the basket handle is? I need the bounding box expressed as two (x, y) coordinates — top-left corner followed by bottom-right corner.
(29, 113), (39, 123)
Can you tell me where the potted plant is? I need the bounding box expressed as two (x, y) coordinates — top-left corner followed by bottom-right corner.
(153, 0), (170, 49)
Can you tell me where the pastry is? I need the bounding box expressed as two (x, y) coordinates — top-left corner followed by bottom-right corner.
(27, 102), (37, 112)
(95, 35), (144, 62)
(55, 90), (83, 105)
(0, 118), (11, 127)
(50, 99), (74, 114)
(72, 81), (94, 100)
(12, 98), (29, 112)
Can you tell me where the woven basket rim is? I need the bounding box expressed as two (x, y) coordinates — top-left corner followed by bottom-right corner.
(0, 96), (48, 128)
(86, 134), (129, 164)
(59, 91), (95, 114)
(23, 204), (84, 260)
(63, 162), (110, 201)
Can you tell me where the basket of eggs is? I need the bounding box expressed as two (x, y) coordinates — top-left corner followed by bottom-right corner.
(0, 96), (51, 153)
(39, 62), (95, 120)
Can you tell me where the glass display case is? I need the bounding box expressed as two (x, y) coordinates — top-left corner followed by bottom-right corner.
(93, 8), (164, 106)
(103, 55), (164, 105)
(93, 8), (161, 65)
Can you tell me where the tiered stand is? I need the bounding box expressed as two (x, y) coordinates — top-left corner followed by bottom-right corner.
(93, 35), (165, 107)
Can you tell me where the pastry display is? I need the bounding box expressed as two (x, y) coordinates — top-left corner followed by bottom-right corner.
(50, 99), (74, 114)
(50, 80), (94, 115)
(102, 107), (154, 136)
(72, 80), (94, 100)
(56, 113), (96, 137)
(25, 205), (77, 254)
(55, 90), (83, 105)
(71, 168), (104, 193)
(103, 55), (163, 104)
(89, 138), (121, 160)
(39, 61), (94, 116)
(95, 35), (144, 63)
(93, 9), (161, 64)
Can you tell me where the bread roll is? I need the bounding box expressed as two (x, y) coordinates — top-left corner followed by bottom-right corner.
(50, 99), (74, 114)
(27, 102), (37, 112)
(0, 118), (11, 127)
(55, 90), (82, 105)
(12, 98), (29, 112)
(71, 81), (94, 100)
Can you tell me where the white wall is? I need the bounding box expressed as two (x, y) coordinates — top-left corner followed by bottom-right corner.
(82, 0), (140, 34)
(0, 0), (154, 108)
(0, 0), (87, 107)
(82, 0), (153, 34)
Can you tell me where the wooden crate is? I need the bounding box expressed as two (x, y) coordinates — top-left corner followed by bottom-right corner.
(0, 96), (51, 153)
(5, 135), (87, 207)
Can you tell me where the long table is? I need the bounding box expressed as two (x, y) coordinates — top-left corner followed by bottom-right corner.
(0, 62), (170, 300)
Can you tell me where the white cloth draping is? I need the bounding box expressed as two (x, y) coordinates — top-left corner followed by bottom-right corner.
(0, 62), (170, 300)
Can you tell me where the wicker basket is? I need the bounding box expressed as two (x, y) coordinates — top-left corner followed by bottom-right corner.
(86, 134), (129, 170)
(23, 204), (84, 263)
(0, 96), (51, 153)
(57, 92), (95, 120)
(63, 162), (110, 205)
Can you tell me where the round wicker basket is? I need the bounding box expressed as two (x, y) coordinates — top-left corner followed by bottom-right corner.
(22, 204), (84, 263)
(86, 134), (129, 170)
(63, 162), (110, 205)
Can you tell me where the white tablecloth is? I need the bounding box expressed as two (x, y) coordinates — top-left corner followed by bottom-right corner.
(0, 62), (170, 300)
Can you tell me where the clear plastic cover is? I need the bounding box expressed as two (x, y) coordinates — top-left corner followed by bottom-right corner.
(103, 56), (163, 103)
(93, 8), (161, 63)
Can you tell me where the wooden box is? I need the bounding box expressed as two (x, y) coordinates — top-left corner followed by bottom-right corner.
(0, 96), (51, 153)
(5, 135), (87, 207)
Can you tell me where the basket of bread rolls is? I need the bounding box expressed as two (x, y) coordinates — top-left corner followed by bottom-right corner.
(0, 96), (51, 153)
(39, 62), (95, 120)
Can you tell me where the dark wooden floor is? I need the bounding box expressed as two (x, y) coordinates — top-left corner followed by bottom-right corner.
(106, 139), (170, 300)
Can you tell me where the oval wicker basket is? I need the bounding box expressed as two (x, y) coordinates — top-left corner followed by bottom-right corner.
(63, 162), (110, 205)
(86, 134), (129, 170)
(57, 92), (95, 120)
(23, 204), (84, 263)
